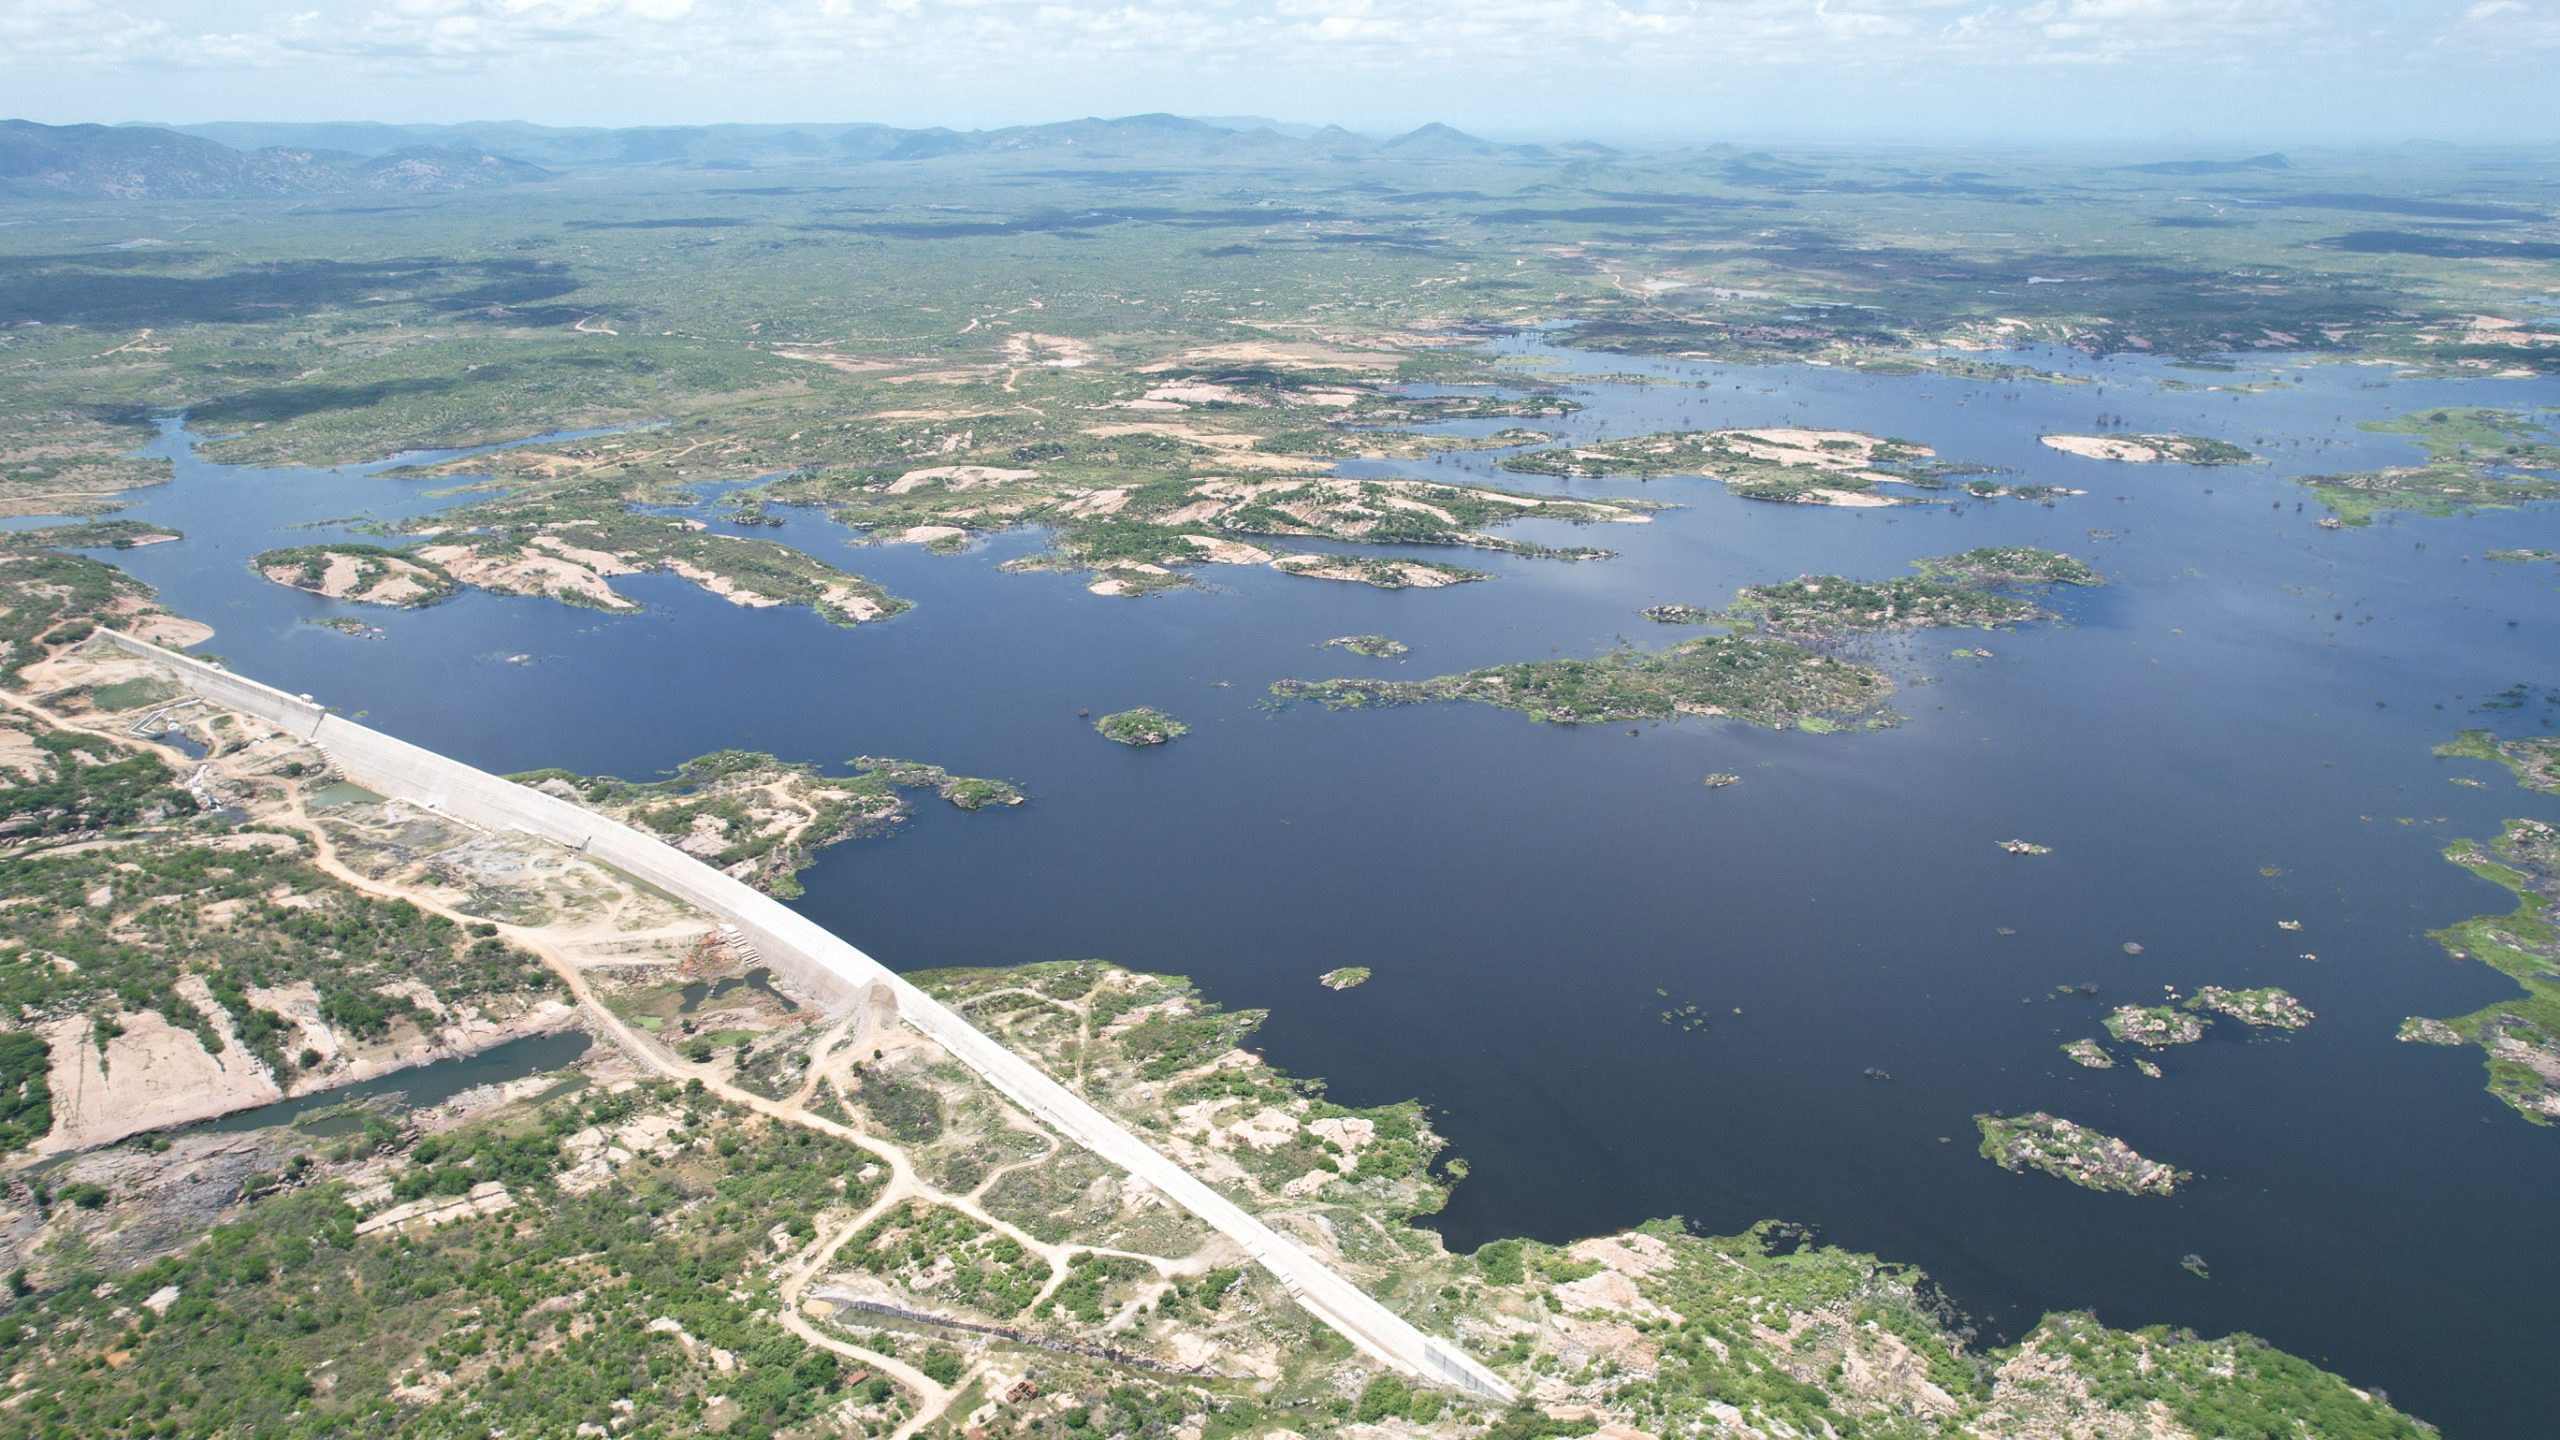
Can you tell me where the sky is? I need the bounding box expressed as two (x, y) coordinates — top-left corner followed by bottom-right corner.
(4, 0), (2558, 145)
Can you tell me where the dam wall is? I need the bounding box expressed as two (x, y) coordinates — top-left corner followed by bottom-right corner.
(98, 629), (1514, 1400)
(100, 630), (877, 1008)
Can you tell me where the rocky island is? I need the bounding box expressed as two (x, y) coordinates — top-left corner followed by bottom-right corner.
(2189, 986), (2315, 1030)
(1094, 707), (1188, 746)
(1978, 1112), (2191, 1196)
(1322, 634), (1409, 659)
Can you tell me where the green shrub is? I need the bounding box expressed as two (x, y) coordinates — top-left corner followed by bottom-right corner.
(1355, 1373), (1412, 1424)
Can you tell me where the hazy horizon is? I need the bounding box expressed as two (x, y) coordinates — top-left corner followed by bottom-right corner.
(6, 0), (2560, 147)
(37, 115), (2560, 158)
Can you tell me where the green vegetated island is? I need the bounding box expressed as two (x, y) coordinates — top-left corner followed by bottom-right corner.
(257, 466), (1654, 614)
(2065, 987), (2314, 1078)
(1977, 1113), (2192, 1196)
(1095, 707), (1187, 746)
(832, 464), (1648, 599)
(252, 499), (905, 625)
(1322, 634), (1408, 659)
(510, 749), (1022, 900)
(1273, 547), (2100, 729)
(2303, 407), (2560, 524)
(2414, 730), (2560, 1122)
(2037, 432), (2257, 465)
(1496, 426), (2072, 504)
(254, 543), (462, 609)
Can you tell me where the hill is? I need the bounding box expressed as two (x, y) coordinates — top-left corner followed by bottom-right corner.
(0, 120), (548, 199)
(2124, 151), (2293, 175)
(134, 115), (1622, 177)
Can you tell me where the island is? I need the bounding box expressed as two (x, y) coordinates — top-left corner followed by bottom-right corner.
(1499, 427), (1962, 505)
(2073, 986), (2311, 1065)
(2441, 727), (2560, 793)
(2105, 1003), (2208, 1048)
(2188, 985), (2314, 1030)
(253, 544), (460, 608)
(2302, 408), (2560, 524)
(1094, 707), (1188, 746)
(1267, 554), (1492, 590)
(1321, 634), (1409, 659)
(2039, 433), (2257, 464)
(252, 520), (903, 625)
(1640, 603), (1718, 624)
(840, 467), (1640, 596)
(1977, 1112), (2191, 1195)
(2409, 728), (2560, 1122)
(1273, 549), (2099, 729)
(1273, 632), (1891, 729)
(509, 750), (1021, 899)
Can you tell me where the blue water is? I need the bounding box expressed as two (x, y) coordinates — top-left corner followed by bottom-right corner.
(56, 340), (2560, 1436)
(199, 1030), (593, 1136)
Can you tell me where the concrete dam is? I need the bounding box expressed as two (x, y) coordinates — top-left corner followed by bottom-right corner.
(99, 629), (1514, 1402)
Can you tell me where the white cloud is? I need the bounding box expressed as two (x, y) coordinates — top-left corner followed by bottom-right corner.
(0, 0), (2549, 136)
(2452, 0), (2560, 46)
(0, 0), (2379, 75)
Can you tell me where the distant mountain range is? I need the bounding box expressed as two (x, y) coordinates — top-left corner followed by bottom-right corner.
(0, 113), (1632, 200)
(0, 119), (549, 200)
(4, 115), (2327, 204)
(173, 113), (1623, 171)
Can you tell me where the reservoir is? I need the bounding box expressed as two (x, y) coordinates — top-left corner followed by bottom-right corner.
(65, 336), (2560, 1436)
